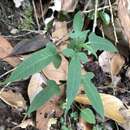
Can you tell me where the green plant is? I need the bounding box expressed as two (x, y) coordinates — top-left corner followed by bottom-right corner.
(1, 11), (117, 119)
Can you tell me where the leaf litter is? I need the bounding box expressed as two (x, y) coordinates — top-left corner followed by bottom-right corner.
(1, 0), (130, 130)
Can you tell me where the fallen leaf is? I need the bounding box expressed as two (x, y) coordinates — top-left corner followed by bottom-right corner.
(110, 53), (125, 76)
(75, 93), (130, 125)
(11, 35), (50, 56)
(36, 101), (63, 130)
(78, 117), (93, 130)
(52, 21), (68, 42)
(28, 73), (47, 103)
(61, 0), (79, 12)
(98, 51), (114, 73)
(98, 51), (124, 75)
(0, 89), (26, 109)
(0, 36), (21, 67)
(43, 55), (68, 84)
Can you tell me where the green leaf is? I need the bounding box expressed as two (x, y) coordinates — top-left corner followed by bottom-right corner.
(66, 54), (81, 112)
(4, 43), (57, 84)
(62, 126), (72, 130)
(80, 108), (96, 124)
(73, 11), (84, 31)
(82, 72), (104, 118)
(27, 80), (60, 114)
(53, 54), (62, 68)
(89, 32), (118, 52)
(77, 52), (88, 64)
(63, 48), (75, 58)
(99, 11), (110, 25)
(69, 30), (89, 43)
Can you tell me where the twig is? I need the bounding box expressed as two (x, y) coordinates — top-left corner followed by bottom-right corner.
(108, 0), (118, 44)
(32, 0), (40, 30)
(83, 5), (110, 13)
(0, 68), (15, 79)
(92, 0), (98, 32)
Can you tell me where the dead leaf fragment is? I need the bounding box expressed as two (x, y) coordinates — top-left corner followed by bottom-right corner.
(43, 55), (68, 84)
(0, 36), (20, 67)
(99, 52), (124, 75)
(110, 54), (125, 76)
(0, 89), (26, 109)
(52, 21), (68, 42)
(61, 0), (79, 12)
(36, 101), (63, 130)
(98, 51), (114, 73)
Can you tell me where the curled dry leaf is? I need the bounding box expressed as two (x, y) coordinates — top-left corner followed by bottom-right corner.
(110, 53), (125, 76)
(28, 73), (47, 103)
(78, 117), (92, 130)
(75, 93), (130, 126)
(36, 101), (63, 130)
(0, 36), (20, 67)
(61, 0), (79, 12)
(43, 55), (68, 84)
(98, 51), (115, 73)
(0, 89), (26, 109)
(118, 0), (130, 47)
(99, 51), (125, 76)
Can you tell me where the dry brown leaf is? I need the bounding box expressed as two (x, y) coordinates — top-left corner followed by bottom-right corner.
(110, 54), (125, 76)
(0, 89), (26, 109)
(43, 55), (68, 84)
(61, 0), (78, 12)
(98, 51), (115, 73)
(28, 73), (46, 103)
(0, 36), (21, 67)
(52, 21), (68, 42)
(118, 0), (130, 47)
(75, 93), (130, 125)
(99, 52), (124, 76)
(78, 118), (92, 130)
(36, 101), (63, 130)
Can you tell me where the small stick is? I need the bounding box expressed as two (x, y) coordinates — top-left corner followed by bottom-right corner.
(108, 0), (118, 44)
(92, 0), (98, 32)
(83, 5), (110, 13)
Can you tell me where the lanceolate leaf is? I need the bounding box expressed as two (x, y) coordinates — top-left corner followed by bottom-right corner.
(82, 72), (104, 118)
(88, 32), (118, 52)
(63, 48), (75, 58)
(4, 43), (57, 84)
(27, 80), (60, 114)
(77, 52), (88, 64)
(66, 54), (81, 112)
(73, 11), (84, 31)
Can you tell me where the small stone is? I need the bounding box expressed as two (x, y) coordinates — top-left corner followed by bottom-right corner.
(10, 28), (19, 34)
